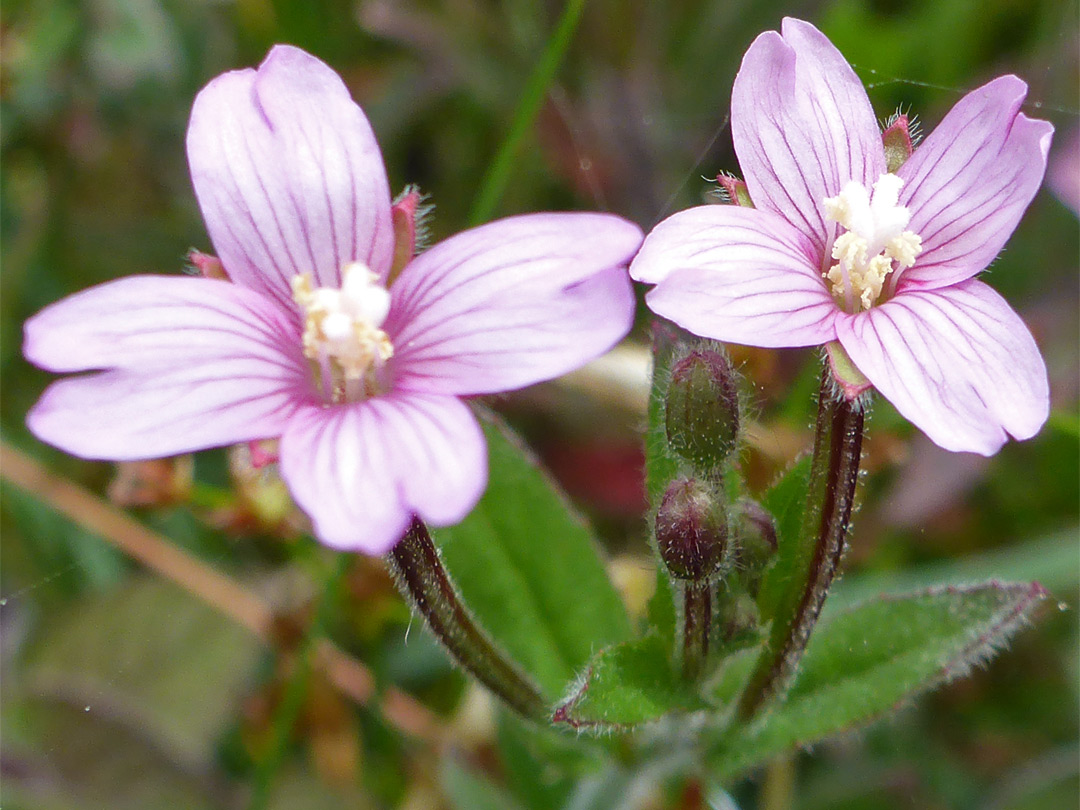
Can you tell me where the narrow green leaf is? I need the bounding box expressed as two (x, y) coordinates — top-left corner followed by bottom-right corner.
(467, 0), (587, 225)
(754, 454), (812, 620)
(551, 635), (704, 731)
(710, 580), (1050, 779)
(434, 409), (632, 698)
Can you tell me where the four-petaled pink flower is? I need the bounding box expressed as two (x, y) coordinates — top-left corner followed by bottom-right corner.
(24, 46), (642, 553)
(630, 18), (1053, 455)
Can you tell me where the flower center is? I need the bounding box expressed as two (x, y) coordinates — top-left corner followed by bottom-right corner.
(291, 263), (393, 403)
(822, 174), (922, 312)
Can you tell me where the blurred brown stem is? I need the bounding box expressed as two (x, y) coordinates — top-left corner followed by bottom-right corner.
(0, 441), (441, 743)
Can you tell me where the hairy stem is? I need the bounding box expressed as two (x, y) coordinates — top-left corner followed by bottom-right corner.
(680, 580), (712, 681)
(388, 519), (547, 720)
(736, 367), (865, 721)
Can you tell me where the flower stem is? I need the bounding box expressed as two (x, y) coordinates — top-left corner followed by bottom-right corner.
(679, 580), (712, 681)
(387, 518), (547, 720)
(736, 366), (865, 721)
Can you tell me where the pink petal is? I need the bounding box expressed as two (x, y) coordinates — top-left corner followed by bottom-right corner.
(731, 18), (885, 254)
(187, 45), (394, 310)
(631, 205), (838, 348)
(897, 76), (1054, 291)
(386, 213), (640, 396)
(279, 394), (486, 554)
(24, 276), (309, 459)
(836, 280), (1049, 456)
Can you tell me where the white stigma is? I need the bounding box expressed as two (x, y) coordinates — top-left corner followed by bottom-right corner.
(292, 263), (393, 394)
(823, 174), (922, 312)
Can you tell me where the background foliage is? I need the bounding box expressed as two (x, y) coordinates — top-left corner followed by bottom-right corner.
(1, 0), (1077, 808)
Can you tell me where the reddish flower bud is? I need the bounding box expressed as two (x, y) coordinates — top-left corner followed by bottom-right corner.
(655, 478), (729, 582)
(388, 185), (432, 284)
(187, 249), (228, 280)
(882, 114), (915, 173)
(716, 173), (754, 207)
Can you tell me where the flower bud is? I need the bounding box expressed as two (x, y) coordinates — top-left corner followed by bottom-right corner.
(665, 348), (741, 473)
(388, 185), (432, 284)
(716, 173), (754, 207)
(732, 498), (778, 596)
(108, 456), (193, 507)
(655, 478), (729, 582)
(187, 249), (228, 280)
(715, 587), (762, 649)
(227, 441), (305, 536)
(882, 114), (916, 173)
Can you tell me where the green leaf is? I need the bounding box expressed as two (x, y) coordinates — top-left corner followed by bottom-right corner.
(434, 409), (632, 698)
(827, 528), (1080, 614)
(755, 454), (812, 620)
(2, 702), (219, 810)
(3, 705), (372, 810)
(709, 580), (1050, 779)
(23, 576), (263, 772)
(551, 635), (704, 731)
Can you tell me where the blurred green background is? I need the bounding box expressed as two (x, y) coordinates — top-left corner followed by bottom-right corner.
(1, 0), (1077, 808)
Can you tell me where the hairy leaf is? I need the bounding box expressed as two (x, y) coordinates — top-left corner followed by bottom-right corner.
(710, 581), (1049, 778)
(755, 454), (812, 620)
(551, 635), (703, 731)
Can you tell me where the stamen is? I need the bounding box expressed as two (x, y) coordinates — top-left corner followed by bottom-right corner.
(822, 174), (922, 312)
(292, 263), (394, 401)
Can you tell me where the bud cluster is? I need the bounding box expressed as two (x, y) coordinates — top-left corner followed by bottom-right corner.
(651, 340), (779, 680)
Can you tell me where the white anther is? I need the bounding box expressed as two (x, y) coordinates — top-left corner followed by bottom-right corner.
(823, 174), (923, 311)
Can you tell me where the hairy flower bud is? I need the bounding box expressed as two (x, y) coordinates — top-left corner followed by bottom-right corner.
(732, 498), (778, 596)
(882, 113), (916, 173)
(665, 348), (741, 473)
(716, 173), (754, 207)
(655, 478), (730, 582)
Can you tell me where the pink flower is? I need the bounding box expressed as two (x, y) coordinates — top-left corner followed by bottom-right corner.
(630, 18), (1053, 456)
(24, 46), (642, 553)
